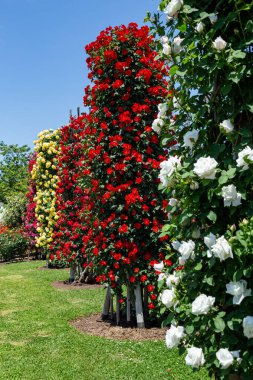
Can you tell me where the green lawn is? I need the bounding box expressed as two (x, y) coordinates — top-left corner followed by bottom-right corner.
(0, 261), (211, 380)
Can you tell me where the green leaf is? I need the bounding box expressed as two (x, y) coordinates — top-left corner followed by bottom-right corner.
(218, 175), (229, 185)
(161, 224), (170, 233)
(207, 211), (217, 223)
(181, 171), (191, 179)
(214, 316), (225, 332)
(226, 167), (237, 178)
(176, 70), (187, 77)
(185, 324), (194, 334)
(245, 20), (253, 32)
(205, 277), (214, 286)
(228, 71), (241, 84)
(194, 262), (202, 271)
(221, 83), (232, 96)
(183, 5), (198, 14)
(249, 355), (253, 364)
(162, 138), (169, 146)
(178, 23), (187, 33)
(198, 12), (209, 20)
(169, 65), (179, 76)
(161, 313), (174, 327)
(247, 104), (253, 113)
(229, 50), (246, 60)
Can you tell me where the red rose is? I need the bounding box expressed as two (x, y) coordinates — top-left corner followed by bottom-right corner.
(118, 224), (128, 233)
(112, 79), (123, 89)
(147, 284), (155, 292)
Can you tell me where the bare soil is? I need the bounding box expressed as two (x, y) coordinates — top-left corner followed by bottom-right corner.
(71, 313), (166, 341)
(52, 280), (103, 290)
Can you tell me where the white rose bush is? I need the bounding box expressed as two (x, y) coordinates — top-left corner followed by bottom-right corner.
(147, 0), (253, 379)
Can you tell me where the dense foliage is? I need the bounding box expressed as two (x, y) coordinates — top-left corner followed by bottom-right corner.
(147, 0), (253, 378)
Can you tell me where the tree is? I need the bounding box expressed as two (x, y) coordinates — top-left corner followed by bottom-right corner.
(0, 141), (31, 203)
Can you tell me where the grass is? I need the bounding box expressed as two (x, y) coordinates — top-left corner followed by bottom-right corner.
(0, 261), (211, 380)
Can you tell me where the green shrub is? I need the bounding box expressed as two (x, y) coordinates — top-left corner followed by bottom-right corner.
(2, 194), (27, 228)
(0, 229), (28, 262)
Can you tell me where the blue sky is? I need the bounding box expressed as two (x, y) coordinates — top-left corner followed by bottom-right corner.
(0, 0), (159, 149)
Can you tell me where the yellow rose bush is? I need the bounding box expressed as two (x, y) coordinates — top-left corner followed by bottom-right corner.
(31, 129), (60, 254)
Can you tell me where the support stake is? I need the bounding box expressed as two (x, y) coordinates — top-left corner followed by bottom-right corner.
(126, 284), (131, 323)
(116, 294), (120, 325)
(134, 284), (145, 328)
(69, 266), (76, 283)
(110, 292), (114, 320)
(101, 286), (111, 320)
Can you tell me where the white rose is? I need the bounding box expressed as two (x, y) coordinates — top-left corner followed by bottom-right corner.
(243, 316), (253, 339)
(220, 119), (234, 133)
(216, 348), (234, 369)
(166, 273), (180, 288)
(161, 288), (176, 308)
(160, 36), (169, 44)
(236, 146), (253, 170)
(185, 347), (205, 368)
(195, 22), (204, 33)
(152, 118), (164, 134)
(211, 236), (233, 261)
(154, 262), (164, 271)
(158, 103), (168, 117)
(172, 36), (184, 54)
(192, 294), (215, 315)
(193, 156), (218, 179)
(166, 325), (185, 348)
(209, 13), (218, 24)
(213, 36), (227, 51)
(169, 198), (178, 207)
(183, 129), (199, 149)
(173, 96), (180, 109)
(162, 43), (172, 55)
(222, 184), (242, 207)
(164, 0), (183, 17)
(204, 232), (216, 258)
(178, 240), (195, 263)
(226, 280), (251, 305)
(159, 156), (182, 187)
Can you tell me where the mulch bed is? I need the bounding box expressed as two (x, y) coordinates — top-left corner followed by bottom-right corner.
(52, 281), (103, 290)
(71, 313), (166, 341)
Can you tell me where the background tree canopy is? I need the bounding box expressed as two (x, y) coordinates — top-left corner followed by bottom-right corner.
(0, 141), (31, 203)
